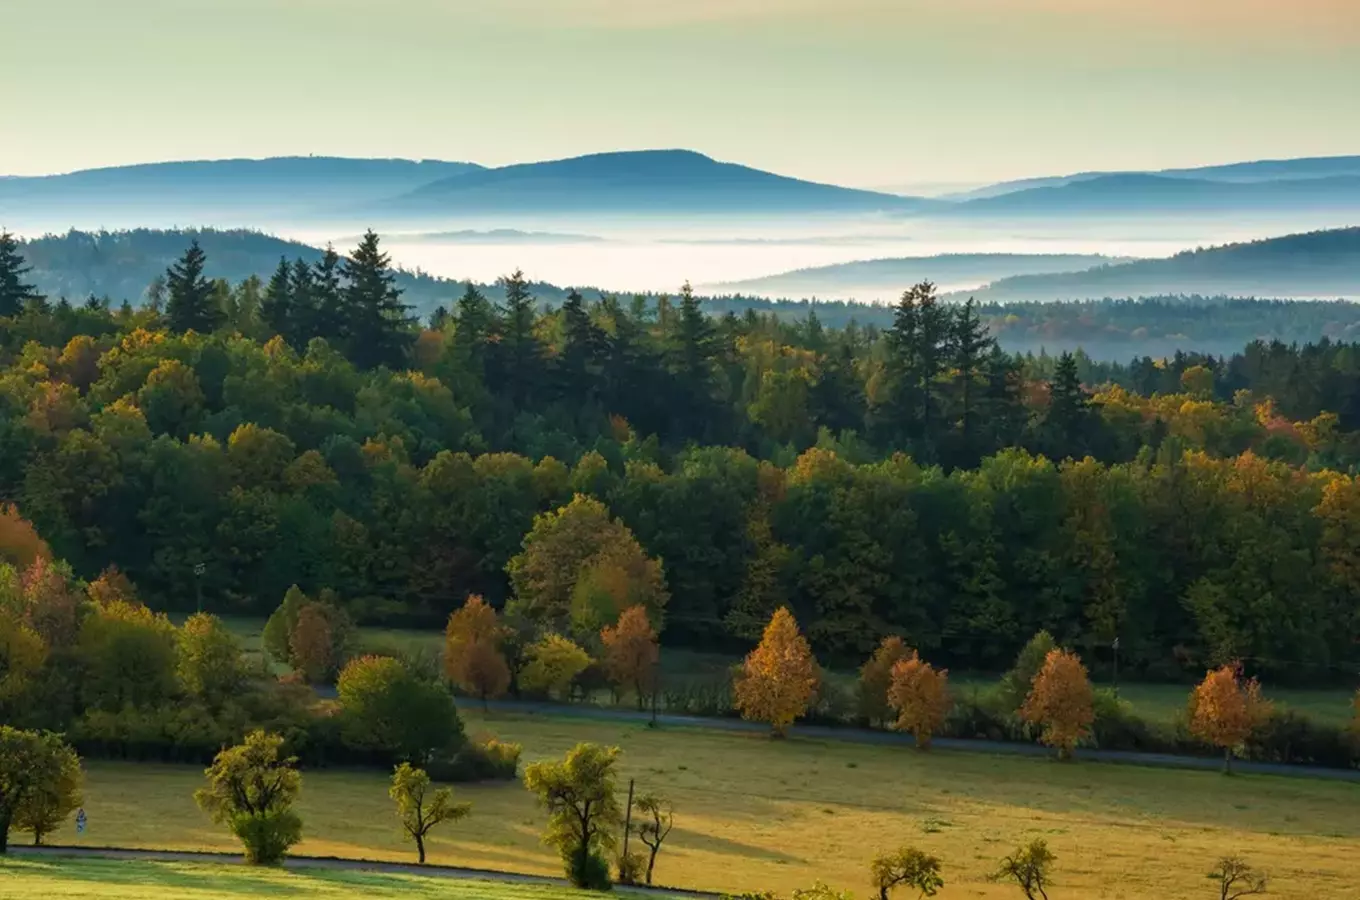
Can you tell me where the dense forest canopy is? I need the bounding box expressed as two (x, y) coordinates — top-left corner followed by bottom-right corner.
(2, 229), (1360, 686)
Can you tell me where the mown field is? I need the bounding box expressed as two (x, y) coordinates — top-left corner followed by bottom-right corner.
(0, 858), (598, 900)
(48, 711), (1360, 900)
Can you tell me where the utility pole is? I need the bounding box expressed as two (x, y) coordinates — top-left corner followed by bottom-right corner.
(193, 562), (206, 613)
(649, 664), (660, 728)
(1112, 636), (1120, 697)
(622, 778), (635, 866)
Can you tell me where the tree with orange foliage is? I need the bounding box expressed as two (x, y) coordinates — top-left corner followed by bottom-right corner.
(1020, 648), (1094, 760)
(858, 635), (911, 727)
(87, 565), (138, 608)
(289, 602), (338, 684)
(734, 607), (820, 737)
(887, 651), (951, 750)
(1189, 663), (1272, 774)
(444, 594), (511, 710)
(601, 605), (659, 710)
(0, 505), (51, 570)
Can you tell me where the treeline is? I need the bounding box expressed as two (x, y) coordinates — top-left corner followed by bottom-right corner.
(3, 233), (1360, 682)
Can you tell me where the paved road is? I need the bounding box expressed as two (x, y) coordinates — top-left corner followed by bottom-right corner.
(8, 845), (716, 897)
(476, 699), (1360, 782)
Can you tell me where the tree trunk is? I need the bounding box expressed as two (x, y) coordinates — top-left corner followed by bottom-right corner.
(0, 811), (10, 854)
(1224, 747), (1233, 775)
(647, 849), (658, 885)
(416, 833), (426, 864)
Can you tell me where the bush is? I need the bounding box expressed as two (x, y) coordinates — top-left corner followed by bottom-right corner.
(230, 809), (303, 866)
(615, 850), (645, 886)
(569, 848), (614, 891)
(427, 737), (523, 782)
(1247, 708), (1355, 768)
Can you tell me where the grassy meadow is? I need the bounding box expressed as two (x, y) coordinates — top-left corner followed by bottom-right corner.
(0, 858), (598, 900)
(48, 711), (1360, 900)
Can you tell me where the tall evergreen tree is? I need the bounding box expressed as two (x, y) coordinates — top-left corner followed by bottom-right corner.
(0, 230), (41, 318)
(948, 298), (995, 466)
(666, 282), (717, 438)
(164, 240), (223, 334)
(311, 245), (345, 345)
(288, 257), (319, 346)
(260, 257), (293, 343)
(490, 269), (543, 408)
(556, 289), (606, 404)
(340, 231), (414, 369)
(1045, 351), (1092, 457)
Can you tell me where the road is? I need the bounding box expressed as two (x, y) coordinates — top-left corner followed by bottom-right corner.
(474, 699), (1360, 782)
(7, 845), (716, 897)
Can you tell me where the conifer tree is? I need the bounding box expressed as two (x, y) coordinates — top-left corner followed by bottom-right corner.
(949, 298), (994, 464)
(260, 258), (293, 343)
(164, 240), (223, 334)
(0, 230), (41, 318)
(311, 245), (345, 345)
(491, 269), (542, 407)
(340, 230), (414, 369)
(1045, 352), (1092, 457)
(557, 289), (605, 404)
(287, 257), (318, 346)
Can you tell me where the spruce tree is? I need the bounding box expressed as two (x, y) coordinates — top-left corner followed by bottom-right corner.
(1045, 351), (1091, 457)
(491, 269), (542, 407)
(164, 240), (223, 333)
(288, 257), (318, 346)
(556, 289), (605, 403)
(311, 245), (345, 345)
(260, 257), (293, 343)
(948, 298), (995, 466)
(0, 230), (41, 317)
(666, 282), (716, 438)
(340, 230), (414, 369)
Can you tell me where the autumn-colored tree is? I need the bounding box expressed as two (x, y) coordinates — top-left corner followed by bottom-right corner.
(992, 839), (1055, 900)
(0, 506), (50, 571)
(887, 652), (951, 750)
(601, 605), (659, 710)
(86, 565), (137, 608)
(871, 846), (945, 900)
(519, 634), (593, 701)
(18, 558), (81, 650)
(1188, 663), (1272, 774)
(523, 742), (623, 889)
(1020, 648), (1094, 760)
(0, 612), (45, 714)
(289, 601), (339, 684)
(389, 762), (471, 864)
(195, 730), (303, 865)
(735, 607), (820, 737)
(444, 595), (511, 709)
(178, 612), (248, 707)
(858, 635), (911, 727)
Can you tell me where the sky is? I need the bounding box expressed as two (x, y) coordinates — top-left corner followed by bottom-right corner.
(3, 0), (1358, 188)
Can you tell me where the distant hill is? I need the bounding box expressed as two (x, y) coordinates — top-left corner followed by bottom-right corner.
(948, 155), (1360, 200)
(950, 174), (1360, 218)
(964, 227), (1360, 302)
(0, 157), (483, 226)
(17, 228), (573, 315)
(380, 229), (607, 245)
(377, 150), (932, 218)
(715, 253), (1129, 300)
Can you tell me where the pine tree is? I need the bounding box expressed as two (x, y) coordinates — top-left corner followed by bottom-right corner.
(556, 289), (605, 404)
(948, 298), (995, 466)
(0, 230), (41, 317)
(667, 282), (716, 438)
(340, 231), (414, 369)
(164, 240), (223, 334)
(311, 245), (345, 345)
(1045, 352), (1091, 457)
(260, 257), (293, 343)
(451, 283), (496, 391)
(288, 257), (319, 346)
(491, 269), (543, 407)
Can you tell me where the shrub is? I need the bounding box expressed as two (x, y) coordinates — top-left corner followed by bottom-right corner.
(336, 655), (464, 765)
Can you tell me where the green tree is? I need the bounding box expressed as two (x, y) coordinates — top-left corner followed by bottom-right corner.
(164, 240), (223, 334)
(490, 269), (543, 408)
(0, 230), (42, 318)
(519, 634), (593, 701)
(177, 612), (248, 708)
(341, 230), (414, 369)
(1044, 352), (1092, 457)
(0, 729), (82, 852)
(77, 600), (178, 711)
(336, 655), (464, 765)
(633, 793), (674, 886)
(259, 257), (293, 343)
(999, 630), (1057, 712)
(12, 736), (81, 846)
(871, 846), (945, 900)
(523, 743), (623, 889)
(389, 762), (471, 864)
(195, 730), (303, 865)
(992, 839), (1055, 900)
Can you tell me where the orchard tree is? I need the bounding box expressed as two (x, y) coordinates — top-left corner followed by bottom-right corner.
(1209, 856), (1268, 900)
(519, 634), (593, 701)
(1020, 648), (1094, 760)
(389, 762), (471, 864)
(444, 594), (511, 709)
(337, 655), (464, 765)
(871, 846), (945, 900)
(633, 793), (674, 886)
(1189, 664), (1272, 774)
(195, 730), (302, 865)
(735, 607), (820, 737)
(992, 839), (1055, 900)
(601, 605), (659, 709)
(887, 652), (951, 750)
(523, 743), (623, 890)
(0, 728), (82, 852)
(177, 612), (247, 708)
(858, 635), (911, 727)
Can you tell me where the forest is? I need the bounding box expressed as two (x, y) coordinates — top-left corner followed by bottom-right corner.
(2, 229), (1360, 687)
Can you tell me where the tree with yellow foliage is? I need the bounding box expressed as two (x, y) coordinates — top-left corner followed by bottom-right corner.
(519, 634), (592, 701)
(1189, 663), (1272, 774)
(444, 595), (511, 710)
(735, 607), (819, 737)
(858, 635), (911, 727)
(887, 651), (951, 750)
(600, 605), (659, 710)
(1020, 648), (1094, 760)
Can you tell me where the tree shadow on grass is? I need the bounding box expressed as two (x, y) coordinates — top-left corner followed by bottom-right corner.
(13, 858), (302, 895)
(665, 825), (803, 865)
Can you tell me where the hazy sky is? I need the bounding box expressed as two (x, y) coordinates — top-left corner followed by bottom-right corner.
(4, 0), (1358, 187)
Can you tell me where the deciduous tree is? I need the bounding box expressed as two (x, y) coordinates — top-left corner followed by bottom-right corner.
(519, 634), (592, 701)
(1189, 664), (1272, 774)
(12, 736), (81, 845)
(0, 506), (50, 570)
(992, 839), (1055, 900)
(735, 607), (820, 737)
(1209, 856), (1268, 900)
(871, 846), (945, 900)
(178, 612), (247, 707)
(389, 762), (470, 864)
(633, 792), (674, 886)
(601, 606), (659, 709)
(195, 730), (302, 865)
(887, 652), (951, 750)
(523, 743), (623, 889)
(1020, 648), (1094, 760)
(858, 635), (911, 727)
(444, 594), (511, 709)
(77, 599), (178, 711)
(337, 655), (465, 765)
(0, 729), (81, 853)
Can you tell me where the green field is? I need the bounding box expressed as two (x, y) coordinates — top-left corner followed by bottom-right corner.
(0, 858), (595, 900)
(45, 711), (1360, 900)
